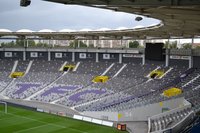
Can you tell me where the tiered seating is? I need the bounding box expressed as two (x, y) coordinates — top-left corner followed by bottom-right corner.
(75, 65), (187, 112)
(57, 87), (113, 107)
(31, 61), (111, 103)
(15, 61), (29, 72)
(150, 108), (192, 132)
(75, 92), (130, 112)
(74, 61), (111, 75)
(1, 59), (200, 114)
(32, 84), (81, 102)
(4, 60), (64, 99)
(0, 60), (14, 91)
(5, 83), (41, 99)
(105, 63), (124, 77)
(173, 69), (200, 112)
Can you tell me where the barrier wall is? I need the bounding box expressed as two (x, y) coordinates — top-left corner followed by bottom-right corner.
(193, 56), (200, 68)
(26, 51), (48, 60)
(122, 54), (143, 63)
(99, 53), (119, 62)
(83, 111), (118, 121)
(1, 100), (37, 111)
(0, 48), (199, 67)
(75, 52), (96, 61)
(83, 97), (185, 122)
(50, 52), (72, 60)
(118, 97), (185, 121)
(1, 51), (23, 60)
(73, 114), (114, 127)
(149, 99), (191, 120)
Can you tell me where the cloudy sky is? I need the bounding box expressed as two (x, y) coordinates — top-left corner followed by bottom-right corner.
(0, 0), (160, 31)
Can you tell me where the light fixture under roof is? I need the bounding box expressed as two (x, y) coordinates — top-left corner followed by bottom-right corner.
(135, 16), (143, 21)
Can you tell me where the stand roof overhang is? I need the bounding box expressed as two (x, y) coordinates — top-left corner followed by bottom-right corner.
(1, 0), (200, 40)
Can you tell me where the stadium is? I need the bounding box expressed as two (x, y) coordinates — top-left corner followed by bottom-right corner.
(0, 0), (200, 133)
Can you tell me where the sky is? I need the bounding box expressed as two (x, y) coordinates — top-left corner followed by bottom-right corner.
(0, 0), (160, 31)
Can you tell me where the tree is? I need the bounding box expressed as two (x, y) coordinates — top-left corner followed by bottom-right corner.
(164, 41), (178, 49)
(69, 40), (76, 48)
(182, 43), (192, 49)
(164, 41), (170, 49)
(79, 41), (87, 48)
(27, 40), (36, 47)
(88, 44), (95, 48)
(16, 38), (25, 47)
(1, 41), (16, 47)
(0, 42), (5, 47)
(129, 41), (140, 48)
(169, 41), (178, 49)
(195, 46), (200, 49)
(69, 40), (87, 48)
(36, 42), (48, 47)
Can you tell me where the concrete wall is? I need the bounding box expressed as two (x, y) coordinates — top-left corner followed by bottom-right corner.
(83, 111), (118, 121)
(119, 97), (185, 121)
(83, 97), (185, 122)
(0, 48), (199, 67)
(26, 51), (48, 60)
(193, 56), (200, 68)
(51, 52), (72, 61)
(169, 59), (189, 67)
(1, 51), (23, 60)
(99, 53), (119, 62)
(75, 52), (96, 61)
(122, 54), (143, 64)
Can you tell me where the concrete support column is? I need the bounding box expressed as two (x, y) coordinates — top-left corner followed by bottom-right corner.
(143, 40), (146, 48)
(78, 40), (80, 48)
(142, 54), (145, 65)
(119, 53), (122, 63)
(189, 38), (194, 68)
(127, 40), (131, 48)
(27, 39), (29, 48)
(165, 49), (169, 67)
(110, 40), (113, 48)
(166, 55), (169, 67)
(189, 56), (193, 68)
(191, 38), (194, 45)
(23, 51), (26, 61)
(101, 40), (104, 48)
(24, 39), (26, 48)
(48, 51), (51, 61)
(48, 40), (50, 47)
(120, 40), (123, 48)
(94, 40), (97, 47)
(52, 40), (55, 48)
(86, 40), (89, 47)
(72, 52), (75, 62)
(165, 39), (170, 67)
(96, 52), (99, 62)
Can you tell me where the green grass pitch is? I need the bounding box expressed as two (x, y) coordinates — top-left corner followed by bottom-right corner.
(0, 105), (127, 133)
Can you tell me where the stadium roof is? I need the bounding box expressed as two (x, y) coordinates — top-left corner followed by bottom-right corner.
(0, 0), (200, 40)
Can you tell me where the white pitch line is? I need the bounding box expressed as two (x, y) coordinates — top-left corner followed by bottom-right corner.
(6, 112), (66, 128)
(68, 127), (88, 133)
(13, 124), (50, 133)
(0, 116), (15, 121)
(1, 111), (88, 133)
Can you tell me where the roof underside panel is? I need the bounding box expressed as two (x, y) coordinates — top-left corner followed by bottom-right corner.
(1, 0), (200, 39)
(44, 0), (200, 6)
